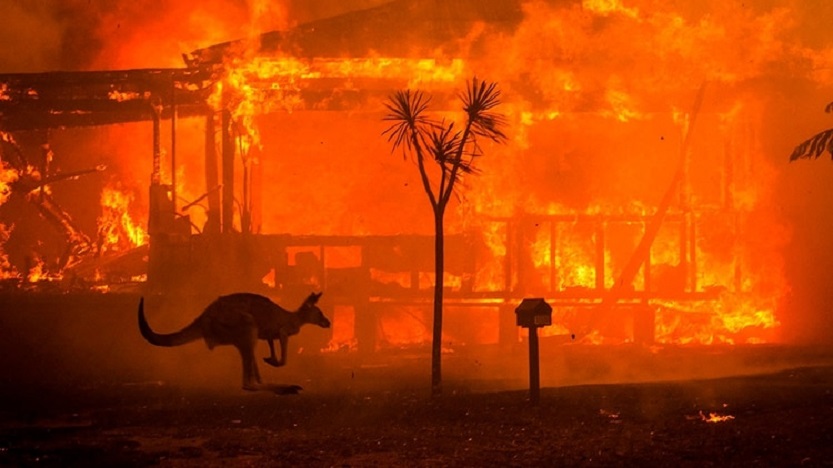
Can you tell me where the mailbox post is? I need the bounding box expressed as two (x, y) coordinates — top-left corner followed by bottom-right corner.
(515, 298), (552, 405)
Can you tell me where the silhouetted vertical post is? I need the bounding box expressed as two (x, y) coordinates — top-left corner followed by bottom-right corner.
(515, 298), (552, 406)
(204, 111), (221, 234)
(170, 78), (177, 213)
(528, 325), (540, 404)
(221, 109), (234, 233)
(151, 99), (162, 186)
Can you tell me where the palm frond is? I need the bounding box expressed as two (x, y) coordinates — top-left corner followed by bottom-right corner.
(790, 128), (833, 161)
(382, 89), (433, 154)
(825, 101), (833, 113)
(460, 77), (507, 143)
(426, 121), (479, 174)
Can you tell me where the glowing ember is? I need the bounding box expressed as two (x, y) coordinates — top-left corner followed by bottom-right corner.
(699, 410), (735, 423)
(107, 90), (144, 102)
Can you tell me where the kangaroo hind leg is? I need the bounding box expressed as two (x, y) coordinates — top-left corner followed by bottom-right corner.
(236, 328), (262, 391)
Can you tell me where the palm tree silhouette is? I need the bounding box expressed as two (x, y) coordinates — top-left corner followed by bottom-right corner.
(790, 101), (833, 161)
(383, 78), (506, 396)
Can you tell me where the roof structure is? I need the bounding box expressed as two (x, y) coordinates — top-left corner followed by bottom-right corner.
(0, 0), (528, 131)
(186, 0), (524, 65)
(0, 68), (212, 131)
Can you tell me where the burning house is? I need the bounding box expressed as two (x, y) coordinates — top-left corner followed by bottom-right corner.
(1, 0), (827, 354)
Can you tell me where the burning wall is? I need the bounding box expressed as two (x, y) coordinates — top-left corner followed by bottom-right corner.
(3, 0), (833, 345)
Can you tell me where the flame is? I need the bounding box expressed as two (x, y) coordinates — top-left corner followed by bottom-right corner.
(322, 305), (358, 353)
(0, 164), (18, 206)
(107, 90), (144, 102)
(97, 184), (148, 253)
(583, 0), (639, 18)
(699, 410), (735, 423)
(24, 254), (58, 283)
(209, 56), (465, 151)
(1, 1), (820, 348)
(603, 86), (646, 123)
(378, 305), (431, 348)
(0, 223), (16, 279)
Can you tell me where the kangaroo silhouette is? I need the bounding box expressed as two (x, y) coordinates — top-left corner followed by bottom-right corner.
(138, 292), (330, 391)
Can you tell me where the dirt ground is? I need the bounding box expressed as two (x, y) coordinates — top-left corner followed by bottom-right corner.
(1, 361), (832, 466)
(1, 294), (832, 466)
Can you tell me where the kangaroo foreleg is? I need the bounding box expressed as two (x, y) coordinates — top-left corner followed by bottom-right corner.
(279, 335), (289, 366)
(263, 338), (282, 367)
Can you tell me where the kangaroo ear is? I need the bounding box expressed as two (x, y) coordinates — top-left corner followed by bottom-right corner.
(306, 292), (322, 305)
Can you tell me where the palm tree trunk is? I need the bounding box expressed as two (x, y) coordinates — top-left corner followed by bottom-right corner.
(431, 206), (444, 397)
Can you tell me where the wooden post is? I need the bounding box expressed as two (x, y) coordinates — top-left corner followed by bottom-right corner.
(221, 110), (235, 233)
(170, 79), (177, 213)
(515, 298), (551, 405)
(151, 99), (162, 186)
(204, 111), (221, 234)
(528, 325), (540, 405)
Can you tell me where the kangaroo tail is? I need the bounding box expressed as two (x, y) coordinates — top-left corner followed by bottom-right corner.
(138, 297), (202, 347)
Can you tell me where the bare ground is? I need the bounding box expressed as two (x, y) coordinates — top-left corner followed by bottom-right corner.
(0, 295), (831, 466)
(1, 363), (832, 467)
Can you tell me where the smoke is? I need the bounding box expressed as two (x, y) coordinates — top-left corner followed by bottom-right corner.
(0, 1), (422, 73)
(0, 1), (65, 72)
(1, 0), (391, 72)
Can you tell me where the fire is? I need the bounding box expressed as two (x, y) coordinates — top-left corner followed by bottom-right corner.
(603, 87), (646, 123)
(1, 0), (824, 348)
(97, 184), (148, 253)
(26, 255), (47, 283)
(107, 90), (144, 102)
(0, 222), (15, 279)
(322, 305), (358, 353)
(698, 410), (735, 423)
(0, 165), (17, 206)
(583, 0), (639, 18)
(209, 56), (466, 151)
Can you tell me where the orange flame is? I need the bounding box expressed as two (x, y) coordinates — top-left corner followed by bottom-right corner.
(0, 223), (16, 280)
(699, 410), (735, 423)
(97, 184), (148, 253)
(2, 1), (818, 348)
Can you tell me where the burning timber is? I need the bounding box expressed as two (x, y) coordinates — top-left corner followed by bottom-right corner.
(0, 1), (790, 351)
(0, 72), (777, 348)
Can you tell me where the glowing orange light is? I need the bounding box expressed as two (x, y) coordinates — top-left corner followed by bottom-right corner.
(97, 184), (148, 253)
(699, 410), (735, 423)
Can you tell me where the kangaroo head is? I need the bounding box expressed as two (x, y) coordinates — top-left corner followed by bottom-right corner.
(299, 292), (330, 328)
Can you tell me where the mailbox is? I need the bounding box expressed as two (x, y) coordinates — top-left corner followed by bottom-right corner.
(515, 298), (552, 328)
